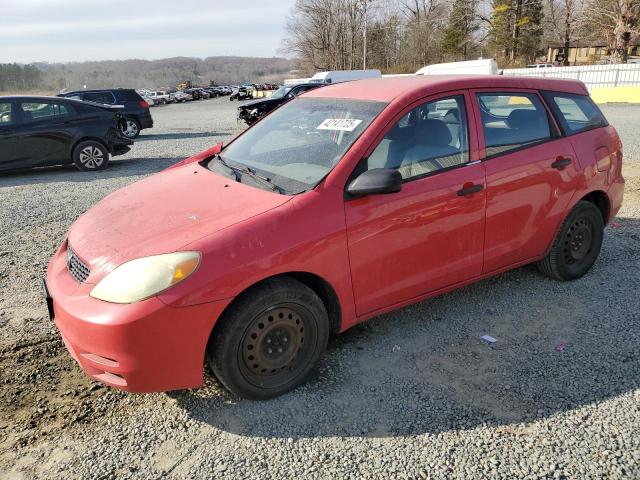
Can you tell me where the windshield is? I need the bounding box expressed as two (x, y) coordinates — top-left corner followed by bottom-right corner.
(210, 97), (386, 193)
(269, 86), (292, 100)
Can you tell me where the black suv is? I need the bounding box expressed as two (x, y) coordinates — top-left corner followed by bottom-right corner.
(237, 83), (323, 125)
(0, 96), (132, 172)
(58, 89), (153, 138)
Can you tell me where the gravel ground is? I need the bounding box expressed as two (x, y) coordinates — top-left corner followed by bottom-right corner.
(0, 99), (638, 479)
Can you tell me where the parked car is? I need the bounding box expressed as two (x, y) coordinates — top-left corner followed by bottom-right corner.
(172, 91), (192, 103)
(0, 96), (132, 172)
(238, 83), (324, 125)
(527, 63), (555, 68)
(149, 91), (172, 105)
(185, 88), (202, 100)
(229, 85), (254, 101)
(45, 76), (623, 399)
(196, 88), (211, 99)
(59, 88), (153, 139)
(308, 69), (382, 84)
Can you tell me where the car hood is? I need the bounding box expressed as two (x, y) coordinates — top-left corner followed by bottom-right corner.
(68, 163), (292, 275)
(239, 98), (280, 109)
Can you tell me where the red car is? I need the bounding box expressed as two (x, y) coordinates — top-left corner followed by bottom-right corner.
(45, 76), (624, 399)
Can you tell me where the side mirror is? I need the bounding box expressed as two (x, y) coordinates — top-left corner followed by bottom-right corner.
(346, 168), (402, 197)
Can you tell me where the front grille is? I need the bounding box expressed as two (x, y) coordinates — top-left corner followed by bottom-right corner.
(67, 245), (90, 283)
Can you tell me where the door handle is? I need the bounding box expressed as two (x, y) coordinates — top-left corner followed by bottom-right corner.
(457, 184), (484, 196)
(551, 157), (572, 169)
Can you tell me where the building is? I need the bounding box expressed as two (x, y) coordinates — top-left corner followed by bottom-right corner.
(546, 36), (640, 65)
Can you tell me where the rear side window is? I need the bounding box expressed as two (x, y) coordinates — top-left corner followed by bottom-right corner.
(83, 91), (116, 104)
(542, 92), (607, 134)
(476, 93), (551, 157)
(19, 102), (73, 123)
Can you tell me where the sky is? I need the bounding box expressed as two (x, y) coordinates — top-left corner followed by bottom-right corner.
(0, 0), (297, 63)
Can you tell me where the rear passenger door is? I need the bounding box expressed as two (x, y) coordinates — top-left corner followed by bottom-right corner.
(471, 89), (580, 273)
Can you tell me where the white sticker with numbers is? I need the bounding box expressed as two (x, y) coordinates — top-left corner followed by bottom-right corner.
(317, 118), (362, 132)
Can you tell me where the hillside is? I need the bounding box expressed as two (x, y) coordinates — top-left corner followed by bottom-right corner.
(0, 56), (296, 93)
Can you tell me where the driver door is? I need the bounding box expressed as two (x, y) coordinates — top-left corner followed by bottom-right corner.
(344, 92), (487, 315)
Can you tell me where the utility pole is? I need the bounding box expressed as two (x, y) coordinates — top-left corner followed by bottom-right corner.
(363, 0), (368, 70)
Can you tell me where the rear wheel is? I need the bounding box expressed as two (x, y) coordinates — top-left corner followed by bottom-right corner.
(72, 141), (109, 171)
(207, 278), (329, 399)
(537, 201), (604, 281)
(120, 118), (141, 138)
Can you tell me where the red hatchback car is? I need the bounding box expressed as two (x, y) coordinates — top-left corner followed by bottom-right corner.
(45, 76), (624, 399)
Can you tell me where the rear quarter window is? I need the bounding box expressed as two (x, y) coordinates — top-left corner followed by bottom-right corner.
(117, 89), (143, 102)
(542, 92), (608, 135)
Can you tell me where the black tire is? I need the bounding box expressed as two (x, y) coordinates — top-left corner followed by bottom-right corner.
(72, 140), (109, 171)
(207, 278), (329, 400)
(120, 118), (141, 139)
(537, 201), (604, 281)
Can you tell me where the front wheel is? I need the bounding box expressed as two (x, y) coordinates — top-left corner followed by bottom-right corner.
(72, 141), (109, 171)
(207, 278), (329, 399)
(537, 201), (604, 281)
(120, 118), (141, 139)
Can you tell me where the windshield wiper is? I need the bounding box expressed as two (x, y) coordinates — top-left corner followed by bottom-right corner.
(237, 165), (285, 194)
(214, 155), (284, 194)
(213, 154), (241, 182)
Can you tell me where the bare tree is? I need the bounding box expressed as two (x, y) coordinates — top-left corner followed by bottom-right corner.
(586, 0), (640, 63)
(544, 0), (586, 65)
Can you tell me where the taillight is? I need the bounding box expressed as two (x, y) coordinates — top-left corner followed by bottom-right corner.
(140, 100), (149, 109)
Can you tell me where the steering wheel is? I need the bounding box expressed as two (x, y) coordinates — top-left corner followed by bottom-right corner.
(0, 111), (11, 123)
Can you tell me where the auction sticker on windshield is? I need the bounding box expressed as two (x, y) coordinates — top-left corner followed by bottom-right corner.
(317, 118), (363, 132)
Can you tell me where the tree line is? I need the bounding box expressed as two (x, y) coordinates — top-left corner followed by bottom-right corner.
(0, 57), (295, 93)
(281, 0), (640, 73)
(0, 64), (43, 91)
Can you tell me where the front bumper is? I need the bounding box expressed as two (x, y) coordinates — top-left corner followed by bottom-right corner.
(46, 243), (230, 392)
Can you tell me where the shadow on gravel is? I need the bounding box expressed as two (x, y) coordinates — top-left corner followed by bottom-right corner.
(172, 218), (640, 438)
(136, 132), (226, 141)
(0, 157), (183, 187)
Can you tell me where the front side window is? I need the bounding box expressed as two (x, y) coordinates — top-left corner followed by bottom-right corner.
(212, 97), (386, 193)
(0, 102), (13, 125)
(366, 95), (469, 180)
(19, 102), (72, 123)
(542, 92), (607, 134)
(477, 93), (551, 157)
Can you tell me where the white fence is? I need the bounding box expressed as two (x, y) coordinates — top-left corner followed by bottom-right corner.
(502, 63), (640, 91)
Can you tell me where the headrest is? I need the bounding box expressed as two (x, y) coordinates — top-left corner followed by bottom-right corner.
(415, 119), (452, 147)
(506, 109), (542, 130)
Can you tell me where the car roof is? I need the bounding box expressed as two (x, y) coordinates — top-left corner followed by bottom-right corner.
(0, 95), (81, 102)
(304, 75), (589, 102)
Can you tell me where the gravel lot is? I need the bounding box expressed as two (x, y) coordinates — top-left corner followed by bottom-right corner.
(0, 98), (638, 479)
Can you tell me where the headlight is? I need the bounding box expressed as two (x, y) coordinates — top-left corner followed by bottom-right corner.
(90, 252), (201, 304)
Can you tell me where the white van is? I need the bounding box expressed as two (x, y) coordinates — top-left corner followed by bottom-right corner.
(415, 59), (498, 76)
(308, 69), (382, 84)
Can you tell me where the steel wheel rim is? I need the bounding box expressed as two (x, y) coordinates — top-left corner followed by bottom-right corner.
(564, 217), (593, 264)
(238, 303), (315, 389)
(79, 146), (104, 169)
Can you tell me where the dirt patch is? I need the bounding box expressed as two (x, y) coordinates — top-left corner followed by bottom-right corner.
(0, 337), (122, 453)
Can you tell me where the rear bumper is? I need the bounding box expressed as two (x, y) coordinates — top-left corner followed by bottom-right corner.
(138, 112), (154, 130)
(46, 243), (230, 392)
